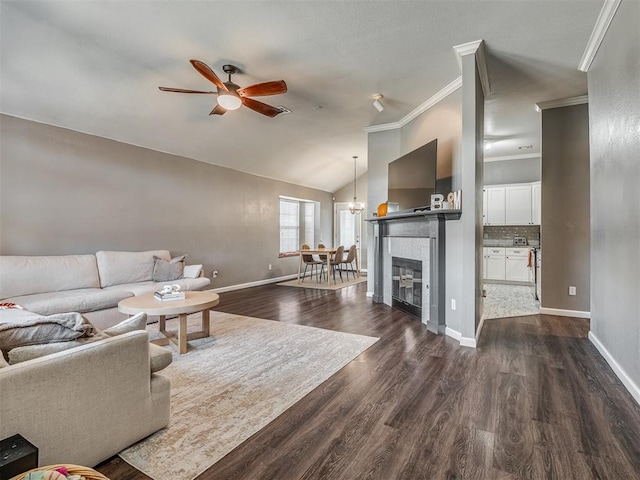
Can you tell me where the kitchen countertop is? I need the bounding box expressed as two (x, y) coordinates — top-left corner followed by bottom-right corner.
(484, 240), (540, 248)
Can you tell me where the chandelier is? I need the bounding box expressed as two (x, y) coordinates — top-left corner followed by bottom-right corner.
(348, 155), (365, 215)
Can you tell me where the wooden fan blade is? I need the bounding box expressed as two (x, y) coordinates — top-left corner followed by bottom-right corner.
(159, 87), (217, 94)
(190, 59), (228, 91)
(209, 104), (226, 116)
(241, 97), (283, 117)
(237, 80), (287, 97)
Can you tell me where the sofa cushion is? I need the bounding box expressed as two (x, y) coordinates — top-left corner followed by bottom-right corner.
(0, 307), (40, 324)
(152, 254), (187, 282)
(104, 277), (211, 296)
(7, 335), (106, 364)
(183, 264), (203, 278)
(3, 288), (134, 316)
(0, 255), (100, 300)
(0, 312), (95, 351)
(96, 250), (171, 288)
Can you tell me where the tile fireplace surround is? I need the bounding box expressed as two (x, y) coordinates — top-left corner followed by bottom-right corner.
(368, 209), (461, 334)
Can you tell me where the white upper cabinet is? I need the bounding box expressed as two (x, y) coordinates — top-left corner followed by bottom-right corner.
(484, 187), (506, 225)
(483, 182), (541, 226)
(505, 185), (532, 225)
(531, 181), (541, 225)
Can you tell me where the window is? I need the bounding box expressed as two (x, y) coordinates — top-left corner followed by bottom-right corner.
(279, 196), (318, 255)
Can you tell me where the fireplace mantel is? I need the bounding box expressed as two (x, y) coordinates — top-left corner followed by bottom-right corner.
(367, 209), (461, 334)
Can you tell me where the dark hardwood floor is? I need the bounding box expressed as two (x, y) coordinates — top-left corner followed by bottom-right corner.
(98, 282), (640, 479)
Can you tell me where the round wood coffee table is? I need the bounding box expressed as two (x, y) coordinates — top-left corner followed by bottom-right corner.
(118, 291), (219, 354)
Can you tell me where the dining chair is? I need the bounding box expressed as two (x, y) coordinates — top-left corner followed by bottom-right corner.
(330, 245), (345, 282)
(301, 244), (323, 282)
(340, 244), (358, 280)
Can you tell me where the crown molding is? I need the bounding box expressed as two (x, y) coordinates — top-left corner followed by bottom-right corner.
(578, 0), (622, 72)
(364, 76), (462, 133)
(484, 153), (540, 163)
(536, 95), (588, 111)
(453, 39), (491, 96)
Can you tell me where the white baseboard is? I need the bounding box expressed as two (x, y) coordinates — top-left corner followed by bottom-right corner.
(445, 326), (477, 348)
(540, 307), (591, 319)
(208, 274), (298, 294)
(445, 327), (461, 341)
(460, 336), (477, 348)
(589, 331), (640, 405)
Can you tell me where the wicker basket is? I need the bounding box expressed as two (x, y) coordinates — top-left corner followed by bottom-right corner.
(11, 464), (110, 480)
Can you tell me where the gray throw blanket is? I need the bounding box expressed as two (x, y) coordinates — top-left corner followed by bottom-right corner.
(0, 312), (95, 351)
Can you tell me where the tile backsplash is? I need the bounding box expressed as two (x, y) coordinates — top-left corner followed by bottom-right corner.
(484, 225), (540, 244)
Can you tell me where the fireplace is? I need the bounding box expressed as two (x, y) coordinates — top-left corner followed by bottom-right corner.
(367, 210), (460, 334)
(392, 257), (422, 319)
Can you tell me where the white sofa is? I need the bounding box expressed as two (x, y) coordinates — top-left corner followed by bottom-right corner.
(0, 250), (211, 467)
(0, 329), (172, 467)
(0, 250), (211, 330)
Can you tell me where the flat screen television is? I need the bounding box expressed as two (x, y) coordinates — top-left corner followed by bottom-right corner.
(387, 139), (451, 211)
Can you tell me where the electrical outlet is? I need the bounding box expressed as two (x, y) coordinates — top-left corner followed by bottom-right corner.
(451, 299), (456, 310)
(212, 270), (218, 278)
(268, 264), (272, 270)
(569, 286), (576, 296)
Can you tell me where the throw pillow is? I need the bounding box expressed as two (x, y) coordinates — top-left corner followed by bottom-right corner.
(101, 312), (148, 337)
(152, 254), (187, 282)
(0, 312), (95, 351)
(183, 264), (203, 279)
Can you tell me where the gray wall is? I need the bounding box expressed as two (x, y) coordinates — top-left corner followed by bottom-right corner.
(588, 1), (640, 389)
(0, 115), (333, 288)
(484, 157), (541, 185)
(366, 88), (463, 333)
(541, 104), (590, 312)
(333, 172), (368, 269)
(461, 54), (485, 335)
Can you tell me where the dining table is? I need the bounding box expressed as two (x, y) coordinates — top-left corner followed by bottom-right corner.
(296, 247), (337, 286)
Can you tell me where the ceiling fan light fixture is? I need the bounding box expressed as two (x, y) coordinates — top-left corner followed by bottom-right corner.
(217, 93), (242, 110)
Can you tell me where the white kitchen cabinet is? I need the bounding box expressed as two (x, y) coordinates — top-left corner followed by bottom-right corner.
(485, 247), (506, 280)
(531, 181), (541, 225)
(482, 188), (488, 225)
(505, 248), (531, 282)
(484, 187), (506, 225)
(505, 185), (532, 225)
(483, 182), (541, 226)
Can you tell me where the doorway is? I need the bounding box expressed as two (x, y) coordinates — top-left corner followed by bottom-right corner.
(334, 202), (361, 250)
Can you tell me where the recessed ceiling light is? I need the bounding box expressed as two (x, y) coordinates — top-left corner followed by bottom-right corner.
(518, 145), (533, 150)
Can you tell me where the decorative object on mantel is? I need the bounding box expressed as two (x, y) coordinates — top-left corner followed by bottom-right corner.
(452, 190), (462, 209)
(430, 194), (444, 209)
(348, 156), (365, 215)
(376, 202), (388, 217)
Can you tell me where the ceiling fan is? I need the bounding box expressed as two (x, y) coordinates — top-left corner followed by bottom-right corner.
(159, 60), (288, 117)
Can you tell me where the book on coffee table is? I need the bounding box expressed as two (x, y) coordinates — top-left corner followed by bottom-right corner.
(154, 291), (186, 301)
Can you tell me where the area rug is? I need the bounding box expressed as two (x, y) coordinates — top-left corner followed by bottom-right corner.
(277, 275), (366, 290)
(482, 283), (540, 319)
(119, 311), (378, 480)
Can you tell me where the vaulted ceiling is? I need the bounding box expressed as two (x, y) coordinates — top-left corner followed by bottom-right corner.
(0, 1), (602, 192)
